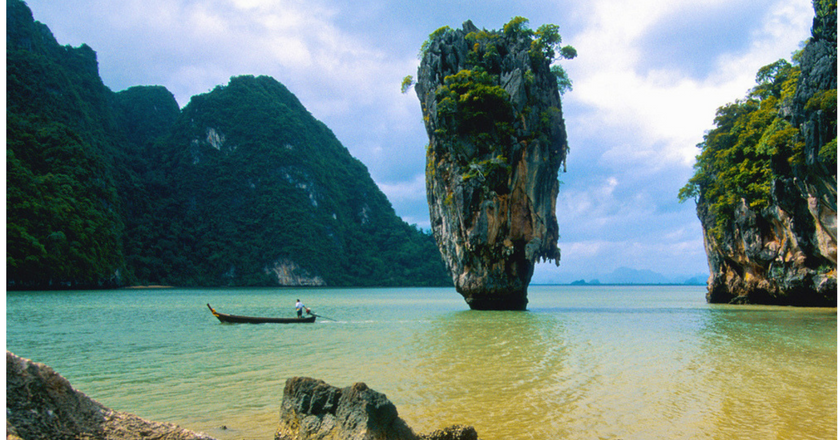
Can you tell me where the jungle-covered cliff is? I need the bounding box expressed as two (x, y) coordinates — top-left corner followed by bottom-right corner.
(6, 0), (450, 289)
(680, 0), (836, 306)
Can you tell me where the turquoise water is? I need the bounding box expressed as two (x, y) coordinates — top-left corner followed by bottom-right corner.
(6, 286), (836, 440)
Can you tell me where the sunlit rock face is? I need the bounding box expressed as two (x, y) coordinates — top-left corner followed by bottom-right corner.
(698, 5), (837, 306)
(415, 20), (567, 310)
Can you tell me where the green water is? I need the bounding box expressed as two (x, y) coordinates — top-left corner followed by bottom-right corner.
(6, 286), (836, 440)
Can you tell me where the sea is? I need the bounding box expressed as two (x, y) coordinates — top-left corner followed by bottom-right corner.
(5, 286), (837, 440)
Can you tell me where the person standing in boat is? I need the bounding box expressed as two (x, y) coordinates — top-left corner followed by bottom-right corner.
(295, 299), (310, 318)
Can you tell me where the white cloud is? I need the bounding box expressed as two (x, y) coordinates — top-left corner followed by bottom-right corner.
(566, 0), (812, 168)
(557, 175), (659, 233)
(540, 0), (813, 279)
(377, 173), (427, 203)
(538, 227), (708, 277)
(375, 172), (431, 227)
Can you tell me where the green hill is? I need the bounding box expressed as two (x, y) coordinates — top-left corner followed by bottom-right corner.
(6, 0), (450, 289)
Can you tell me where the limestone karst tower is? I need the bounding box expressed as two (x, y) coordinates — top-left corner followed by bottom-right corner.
(414, 19), (574, 310)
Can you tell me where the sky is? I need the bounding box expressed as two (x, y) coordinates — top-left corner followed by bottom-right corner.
(21, 0), (815, 283)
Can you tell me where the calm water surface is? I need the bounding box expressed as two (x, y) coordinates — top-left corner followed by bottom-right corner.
(6, 286), (836, 440)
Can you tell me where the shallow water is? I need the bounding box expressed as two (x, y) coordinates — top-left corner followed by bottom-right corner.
(6, 286), (836, 440)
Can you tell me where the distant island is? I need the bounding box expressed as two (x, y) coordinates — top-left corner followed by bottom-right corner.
(533, 266), (708, 285)
(567, 279), (706, 286)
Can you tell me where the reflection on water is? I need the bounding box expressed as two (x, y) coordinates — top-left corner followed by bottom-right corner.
(699, 306), (837, 439)
(6, 287), (836, 440)
(405, 311), (569, 438)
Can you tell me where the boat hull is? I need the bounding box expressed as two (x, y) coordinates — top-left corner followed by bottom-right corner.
(207, 304), (316, 324)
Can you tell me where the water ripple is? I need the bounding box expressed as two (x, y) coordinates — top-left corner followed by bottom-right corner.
(6, 287), (836, 440)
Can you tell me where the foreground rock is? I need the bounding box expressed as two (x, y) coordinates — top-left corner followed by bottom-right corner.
(415, 19), (572, 310)
(6, 352), (216, 440)
(276, 377), (479, 440)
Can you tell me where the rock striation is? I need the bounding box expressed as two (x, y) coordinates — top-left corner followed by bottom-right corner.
(414, 19), (569, 310)
(275, 377), (479, 440)
(6, 351), (216, 440)
(696, 3), (837, 306)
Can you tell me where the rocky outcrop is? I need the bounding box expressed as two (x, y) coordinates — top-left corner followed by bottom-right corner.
(6, 351), (216, 440)
(264, 258), (327, 286)
(418, 426), (478, 440)
(415, 20), (569, 310)
(698, 3), (837, 306)
(699, 196), (836, 305)
(6, 354), (477, 440)
(275, 377), (479, 440)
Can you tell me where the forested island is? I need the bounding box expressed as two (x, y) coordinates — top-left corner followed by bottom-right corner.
(7, 0), (451, 290)
(680, 0), (836, 306)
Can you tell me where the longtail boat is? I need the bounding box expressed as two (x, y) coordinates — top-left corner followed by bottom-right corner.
(207, 304), (316, 324)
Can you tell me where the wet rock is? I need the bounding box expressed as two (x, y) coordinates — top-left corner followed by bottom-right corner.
(5, 351), (216, 440)
(419, 425), (478, 440)
(275, 377), (479, 440)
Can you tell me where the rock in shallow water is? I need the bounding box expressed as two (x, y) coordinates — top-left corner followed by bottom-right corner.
(275, 377), (479, 440)
(414, 20), (569, 310)
(695, 4), (836, 306)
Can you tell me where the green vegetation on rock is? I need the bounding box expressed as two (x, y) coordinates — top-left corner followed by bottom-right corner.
(680, 1), (838, 242)
(678, 55), (834, 241)
(413, 17), (575, 180)
(413, 18), (572, 309)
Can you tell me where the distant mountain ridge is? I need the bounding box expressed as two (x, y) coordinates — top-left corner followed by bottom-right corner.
(535, 267), (708, 285)
(6, 0), (451, 289)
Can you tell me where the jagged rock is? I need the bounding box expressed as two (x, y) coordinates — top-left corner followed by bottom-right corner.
(275, 377), (479, 440)
(264, 258), (327, 286)
(698, 3), (837, 306)
(5, 351), (216, 440)
(415, 20), (568, 310)
(418, 425), (478, 440)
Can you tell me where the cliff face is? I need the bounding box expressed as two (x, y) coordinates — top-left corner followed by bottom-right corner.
(415, 20), (568, 310)
(697, 3), (837, 306)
